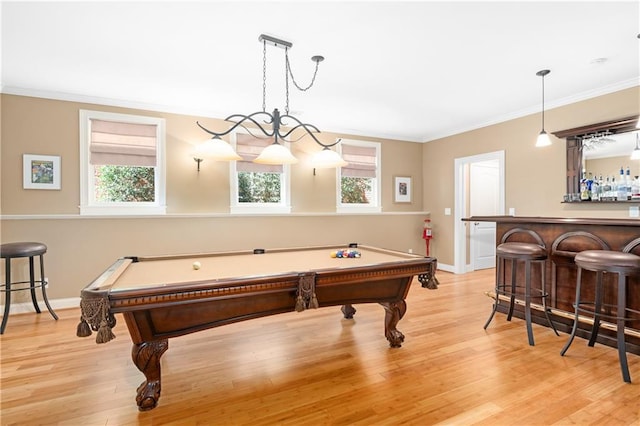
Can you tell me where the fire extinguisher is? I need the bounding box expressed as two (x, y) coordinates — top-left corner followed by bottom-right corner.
(422, 219), (433, 256)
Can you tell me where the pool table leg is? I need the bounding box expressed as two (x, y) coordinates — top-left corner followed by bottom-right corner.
(381, 300), (407, 348)
(341, 304), (357, 319)
(131, 339), (169, 411)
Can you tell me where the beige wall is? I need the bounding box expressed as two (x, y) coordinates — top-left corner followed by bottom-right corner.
(1, 95), (425, 214)
(2, 87), (639, 301)
(423, 86), (640, 266)
(0, 94), (428, 302)
(585, 156), (640, 180)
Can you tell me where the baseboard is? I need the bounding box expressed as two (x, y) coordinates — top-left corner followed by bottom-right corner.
(437, 263), (454, 273)
(0, 297), (80, 315)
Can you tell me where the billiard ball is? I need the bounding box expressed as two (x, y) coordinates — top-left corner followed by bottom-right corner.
(192, 261), (201, 270)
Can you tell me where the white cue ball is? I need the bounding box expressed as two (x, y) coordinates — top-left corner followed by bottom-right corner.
(192, 261), (201, 270)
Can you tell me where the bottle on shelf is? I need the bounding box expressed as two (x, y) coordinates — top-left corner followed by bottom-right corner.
(616, 166), (626, 201)
(603, 176), (612, 201)
(626, 166), (632, 200)
(632, 176), (640, 201)
(591, 174), (600, 201)
(580, 171), (590, 201)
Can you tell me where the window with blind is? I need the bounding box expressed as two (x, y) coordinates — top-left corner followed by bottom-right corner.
(79, 110), (166, 215)
(229, 132), (291, 214)
(337, 140), (381, 212)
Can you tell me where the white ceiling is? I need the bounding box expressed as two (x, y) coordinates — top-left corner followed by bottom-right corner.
(1, 1), (639, 143)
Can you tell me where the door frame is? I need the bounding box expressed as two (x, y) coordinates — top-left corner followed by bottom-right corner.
(453, 150), (505, 274)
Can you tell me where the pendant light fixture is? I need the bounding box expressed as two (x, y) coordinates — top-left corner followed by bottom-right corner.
(196, 34), (347, 167)
(535, 69), (552, 147)
(631, 133), (640, 160)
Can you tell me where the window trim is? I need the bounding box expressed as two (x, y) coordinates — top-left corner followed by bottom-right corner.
(229, 130), (292, 215)
(79, 109), (166, 216)
(336, 139), (382, 213)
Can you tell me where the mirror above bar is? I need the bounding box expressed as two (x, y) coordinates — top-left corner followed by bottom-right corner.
(553, 115), (640, 203)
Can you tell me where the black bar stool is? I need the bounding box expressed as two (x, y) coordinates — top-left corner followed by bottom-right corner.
(1, 242), (58, 334)
(484, 228), (558, 346)
(560, 249), (640, 383)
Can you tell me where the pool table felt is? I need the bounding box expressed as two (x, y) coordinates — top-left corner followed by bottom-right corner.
(109, 246), (423, 291)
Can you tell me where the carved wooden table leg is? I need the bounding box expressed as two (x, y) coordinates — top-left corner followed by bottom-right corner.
(132, 339), (169, 411)
(419, 259), (439, 289)
(381, 300), (407, 347)
(341, 303), (357, 319)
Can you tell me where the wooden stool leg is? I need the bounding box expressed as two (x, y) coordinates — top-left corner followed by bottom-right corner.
(28, 256), (42, 314)
(540, 259), (558, 335)
(39, 254), (58, 320)
(561, 266), (583, 356)
(524, 259), (534, 346)
(506, 259), (517, 322)
(616, 273), (631, 383)
(483, 255), (502, 329)
(588, 271), (603, 347)
(1, 258), (11, 334)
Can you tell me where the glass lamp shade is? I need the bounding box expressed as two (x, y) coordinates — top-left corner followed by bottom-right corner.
(253, 142), (299, 164)
(193, 137), (241, 161)
(631, 135), (640, 160)
(536, 130), (552, 147)
(311, 148), (348, 168)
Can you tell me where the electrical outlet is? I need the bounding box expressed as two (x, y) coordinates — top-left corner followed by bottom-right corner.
(630, 206), (639, 218)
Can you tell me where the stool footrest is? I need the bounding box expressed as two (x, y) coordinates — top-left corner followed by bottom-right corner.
(1, 279), (48, 292)
(574, 302), (640, 323)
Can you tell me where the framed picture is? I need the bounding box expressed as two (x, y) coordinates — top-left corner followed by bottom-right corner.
(23, 154), (61, 190)
(394, 176), (412, 203)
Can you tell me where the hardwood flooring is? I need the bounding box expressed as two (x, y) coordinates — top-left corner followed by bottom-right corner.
(1, 269), (638, 425)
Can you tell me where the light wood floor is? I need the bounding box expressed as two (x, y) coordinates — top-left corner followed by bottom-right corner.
(1, 269), (639, 425)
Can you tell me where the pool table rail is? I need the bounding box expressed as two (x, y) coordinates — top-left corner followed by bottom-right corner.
(77, 244), (438, 411)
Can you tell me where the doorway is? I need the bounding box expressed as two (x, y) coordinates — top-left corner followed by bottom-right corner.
(453, 151), (505, 274)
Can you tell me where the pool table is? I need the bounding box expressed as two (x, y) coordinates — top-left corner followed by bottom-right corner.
(78, 244), (437, 411)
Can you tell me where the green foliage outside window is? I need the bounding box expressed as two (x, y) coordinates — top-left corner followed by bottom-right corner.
(341, 177), (371, 204)
(94, 165), (155, 202)
(238, 172), (281, 203)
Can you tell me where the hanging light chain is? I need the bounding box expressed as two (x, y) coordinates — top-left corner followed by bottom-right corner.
(285, 47), (290, 115)
(284, 47), (322, 115)
(262, 39), (267, 113)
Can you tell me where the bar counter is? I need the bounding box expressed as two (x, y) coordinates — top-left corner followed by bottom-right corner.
(464, 216), (640, 354)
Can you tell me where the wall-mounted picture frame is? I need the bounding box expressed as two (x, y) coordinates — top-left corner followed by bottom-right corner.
(394, 176), (412, 203)
(23, 154), (61, 190)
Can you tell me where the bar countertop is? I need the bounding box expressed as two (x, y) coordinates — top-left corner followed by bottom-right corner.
(463, 215), (640, 227)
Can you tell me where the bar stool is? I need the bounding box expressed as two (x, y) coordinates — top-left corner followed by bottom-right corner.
(560, 249), (640, 383)
(484, 228), (558, 346)
(1, 242), (58, 334)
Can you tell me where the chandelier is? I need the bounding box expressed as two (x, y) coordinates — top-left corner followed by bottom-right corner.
(195, 34), (347, 168)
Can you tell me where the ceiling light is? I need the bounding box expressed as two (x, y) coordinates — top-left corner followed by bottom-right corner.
(192, 136), (242, 171)
(535, 69), (552, 147)
(196, 34), (347, 168)
(312, 146), (348, 169)
(631, 134), (640, 160)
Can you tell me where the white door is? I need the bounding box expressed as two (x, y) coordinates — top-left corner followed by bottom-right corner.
(470, 160), (500, 269)
(454, 151), (504, 274)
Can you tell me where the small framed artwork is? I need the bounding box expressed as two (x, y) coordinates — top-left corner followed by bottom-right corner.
(394, 176), (412, 203)
(23, 154), (61, 190)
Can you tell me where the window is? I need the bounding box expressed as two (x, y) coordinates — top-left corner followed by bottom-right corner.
(230, 132), (291, 214)
(79, 110), (166, 215)
(337, 140), (381, 213)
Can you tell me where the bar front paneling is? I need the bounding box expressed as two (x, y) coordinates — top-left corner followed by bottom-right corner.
(465, 216), (640, 354)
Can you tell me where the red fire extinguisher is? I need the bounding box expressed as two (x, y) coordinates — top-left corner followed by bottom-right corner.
(422, 219), (433, 256)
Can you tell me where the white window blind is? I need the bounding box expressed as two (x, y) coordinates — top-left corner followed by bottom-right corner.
(341, 144), (377, 178)
(235, 134), (282, 173)
(90, 119), (157, 167)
